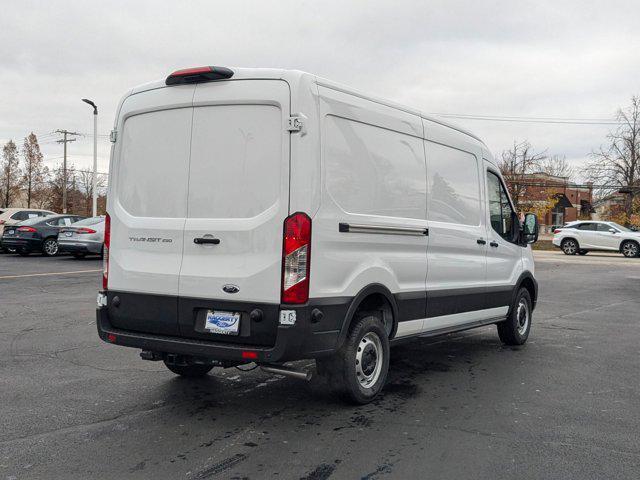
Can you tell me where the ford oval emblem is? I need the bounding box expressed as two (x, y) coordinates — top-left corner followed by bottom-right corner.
(223, 284), (240, 294)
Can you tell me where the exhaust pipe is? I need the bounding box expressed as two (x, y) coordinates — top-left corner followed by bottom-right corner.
(261, 364), (313, 381)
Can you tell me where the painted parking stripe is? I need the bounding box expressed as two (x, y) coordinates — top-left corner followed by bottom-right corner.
(0, 269), (101, 280)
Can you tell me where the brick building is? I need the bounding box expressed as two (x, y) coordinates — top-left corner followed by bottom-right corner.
(509, 172), (593, 232)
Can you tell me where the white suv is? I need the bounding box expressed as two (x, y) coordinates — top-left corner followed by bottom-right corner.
(553, 221), (640, 257)
(97, 66), (539, 404)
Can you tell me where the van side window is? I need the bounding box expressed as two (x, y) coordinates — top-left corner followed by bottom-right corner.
(426, 142), (481, 225)
(487, 171), (515, 241)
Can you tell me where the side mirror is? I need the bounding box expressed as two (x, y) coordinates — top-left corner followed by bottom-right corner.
(609, 228), (617, 234)
(522, 213), (539, 244)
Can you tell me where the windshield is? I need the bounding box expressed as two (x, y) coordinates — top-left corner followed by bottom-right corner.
(609, 222), (633, 232)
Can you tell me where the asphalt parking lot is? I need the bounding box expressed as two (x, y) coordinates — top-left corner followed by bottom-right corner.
(1, 251), (639, 479)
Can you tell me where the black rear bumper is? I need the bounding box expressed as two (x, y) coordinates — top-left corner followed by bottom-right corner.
(96, 292), (348, 363)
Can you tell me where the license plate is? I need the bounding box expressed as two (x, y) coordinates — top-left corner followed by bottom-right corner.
(204, 310), (240, 335)
(65, 231), (73, 237)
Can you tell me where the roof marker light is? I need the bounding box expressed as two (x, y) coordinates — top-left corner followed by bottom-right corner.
(165, 66), (234, 86)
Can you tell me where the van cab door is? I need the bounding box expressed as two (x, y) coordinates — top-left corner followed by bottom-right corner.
(484, 162), (523, 307)
(177, 80), (290, 337)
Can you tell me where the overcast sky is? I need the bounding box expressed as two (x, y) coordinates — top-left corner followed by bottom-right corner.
(1, 0), (638, 181)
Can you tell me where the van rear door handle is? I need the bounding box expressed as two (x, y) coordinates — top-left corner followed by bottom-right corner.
(194, 237), (220, 245)
(477, 239), (486, 245)
(490, 241), (499, 247)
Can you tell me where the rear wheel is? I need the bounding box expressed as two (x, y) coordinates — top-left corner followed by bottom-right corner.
(561, 238), (578, 255)
(163, 360), (213, 378)
(621, 240), (639, 258)
(42, 238), (59, 257)
(317, 315), (390, 404)
(497, 288), (532, 346)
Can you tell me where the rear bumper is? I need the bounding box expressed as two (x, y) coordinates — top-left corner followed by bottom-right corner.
(0, 238), (40, 250)
(96, 292), (348, 363)
(58, 240), (102, 254)
(552, 237), (562, 247)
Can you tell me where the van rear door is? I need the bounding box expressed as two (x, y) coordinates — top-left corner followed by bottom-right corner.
(107, 86), (195, 335)
(177, 80), (290, 341)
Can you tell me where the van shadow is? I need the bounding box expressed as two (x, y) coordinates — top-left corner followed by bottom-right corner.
(150, 328), (512, 422)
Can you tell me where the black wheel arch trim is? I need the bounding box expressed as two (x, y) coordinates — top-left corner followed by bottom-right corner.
(510, 271), (538, 315)
(336, 284), (400, 346)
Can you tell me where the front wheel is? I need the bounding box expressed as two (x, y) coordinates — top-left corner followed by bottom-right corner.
(317, 315), (390, 404)
(621, 240), (640, 258)
(497, 288), (532, 346)
(561, 238), (578, 255)
(163, 360), (213, 378)
(42, 238), (59, 257)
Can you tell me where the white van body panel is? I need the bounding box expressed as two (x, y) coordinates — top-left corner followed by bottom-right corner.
(312, 84), (428, 311)
(423, 120), (487, 293)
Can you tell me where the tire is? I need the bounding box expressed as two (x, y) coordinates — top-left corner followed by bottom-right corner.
(621, 240), (640, 258)
(497, 288), (532, 346)
(42, 238), (59, 257)
(561, 238), (579, 255)
(578, 250), (588, 256)
(163, 360), (213, 378)
(317, 315), (390, 404)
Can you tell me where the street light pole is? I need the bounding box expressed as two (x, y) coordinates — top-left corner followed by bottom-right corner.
(82, 99), (98, 217)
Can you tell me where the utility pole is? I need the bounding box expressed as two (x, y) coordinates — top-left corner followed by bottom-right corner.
(55, 129), (80, 213)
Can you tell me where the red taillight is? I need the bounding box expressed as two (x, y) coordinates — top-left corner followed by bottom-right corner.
(77, 227), (97, 234)
(281, 212), (311, 304)
(165, 66), (234, 86)
(242, 351), (258, 360)
(107, 333), (116, 343)
(17, 226), (36, 233)
(103, 214), (110, 290)
(553, 229), (561, 234)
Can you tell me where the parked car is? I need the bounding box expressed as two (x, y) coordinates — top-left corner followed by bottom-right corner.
(96, 66), (539, 404)
(58, 216), (105, 258)
(1, 214), (85, 256)
(553, 220), (640, 257)
(0, 208), (56, 252)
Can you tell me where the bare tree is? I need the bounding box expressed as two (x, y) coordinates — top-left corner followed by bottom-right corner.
(588, 96), (640, 220)
(1, 140), (23, 208)
(539, 154), (574, 179)
(498, 140), (547, 211)
(76, 169), (106, 216)
(21, 133), (48, 207)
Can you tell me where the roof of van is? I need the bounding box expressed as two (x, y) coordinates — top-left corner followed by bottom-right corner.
(129, 67), (486, 147)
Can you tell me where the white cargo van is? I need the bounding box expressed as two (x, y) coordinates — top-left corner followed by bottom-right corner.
(97, 66), (539, 404)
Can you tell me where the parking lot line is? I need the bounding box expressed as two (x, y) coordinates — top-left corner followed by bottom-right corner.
(0, 269), (101, 280)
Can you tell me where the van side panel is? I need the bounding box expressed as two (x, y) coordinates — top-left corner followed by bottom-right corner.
(313, 86), (428, 325)
(422, 120), (494, 328)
